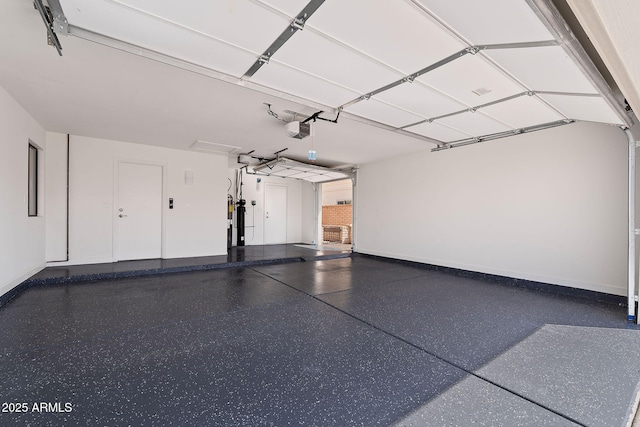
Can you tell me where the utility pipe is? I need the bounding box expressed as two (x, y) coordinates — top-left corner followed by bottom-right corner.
(625, 127), (638, 322)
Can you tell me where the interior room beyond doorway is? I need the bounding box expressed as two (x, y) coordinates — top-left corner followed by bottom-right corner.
(321, 179), (353, 251)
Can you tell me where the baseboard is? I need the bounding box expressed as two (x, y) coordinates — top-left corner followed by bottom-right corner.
(354, 250), (626, 305)
(162, 252), (228, 260)
(46, 257), (115, 267)
(0, 263), (46, 307)
(46, 254), (233, 267)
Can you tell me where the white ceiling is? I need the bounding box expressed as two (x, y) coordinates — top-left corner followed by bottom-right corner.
(0, 0), (634, 167)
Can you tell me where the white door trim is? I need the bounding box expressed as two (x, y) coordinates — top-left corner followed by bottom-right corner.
(113, 159), (167, 261)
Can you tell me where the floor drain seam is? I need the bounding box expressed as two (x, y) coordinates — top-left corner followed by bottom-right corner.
(313, 296), (587, 426)
(245, 268), (587, 426)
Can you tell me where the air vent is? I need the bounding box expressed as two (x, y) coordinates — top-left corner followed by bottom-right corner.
(472, 87), (492, 96)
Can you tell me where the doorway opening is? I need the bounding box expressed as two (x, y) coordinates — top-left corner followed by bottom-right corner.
(264, 183), (288, 244)
(114, 161), (164, 261)
(320, 179), (353, 251)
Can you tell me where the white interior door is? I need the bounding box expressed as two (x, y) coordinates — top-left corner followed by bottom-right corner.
(117, 162), (162, 260)
(264, 184), (287, 244)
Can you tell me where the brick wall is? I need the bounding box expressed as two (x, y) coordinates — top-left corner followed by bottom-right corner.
(322, 205), (352, 226)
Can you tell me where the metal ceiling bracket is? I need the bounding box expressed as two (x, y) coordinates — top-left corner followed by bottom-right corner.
(242, 0), (325, 79)
(479, 40), (559, 50)
(291, 17), (306, 31)
(465, 46), (480, 55)
(536, 90), (601, 97)
(33, 0), (64, 55)
(431, 119), (574, 151)
(46, 0), (69, 35)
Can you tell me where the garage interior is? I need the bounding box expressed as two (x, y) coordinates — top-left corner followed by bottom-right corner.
(2, 0), (640, 425)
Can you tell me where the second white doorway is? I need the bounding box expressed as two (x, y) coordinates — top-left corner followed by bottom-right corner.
(264, 184), (287, 244)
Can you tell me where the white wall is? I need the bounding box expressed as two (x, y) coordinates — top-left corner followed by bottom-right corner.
(45, 132), (68, 261)
(356, 122), (629, 296)
(227, 170), (313, 245)
(66, 135), (228, 264)
(322, 179), (353, 206)
(0, 86), (46, 296)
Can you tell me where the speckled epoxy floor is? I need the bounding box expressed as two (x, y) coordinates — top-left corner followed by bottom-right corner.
(24, 244), (351, 286)
(1, 254), (639, 426)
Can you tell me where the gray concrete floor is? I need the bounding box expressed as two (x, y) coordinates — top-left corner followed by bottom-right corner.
(1, 248), (639, 426)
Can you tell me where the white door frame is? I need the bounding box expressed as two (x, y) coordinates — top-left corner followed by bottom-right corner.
(113, 159), (167, 261)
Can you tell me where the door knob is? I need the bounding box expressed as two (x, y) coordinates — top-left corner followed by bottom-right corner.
(119, 214), (128, 218)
